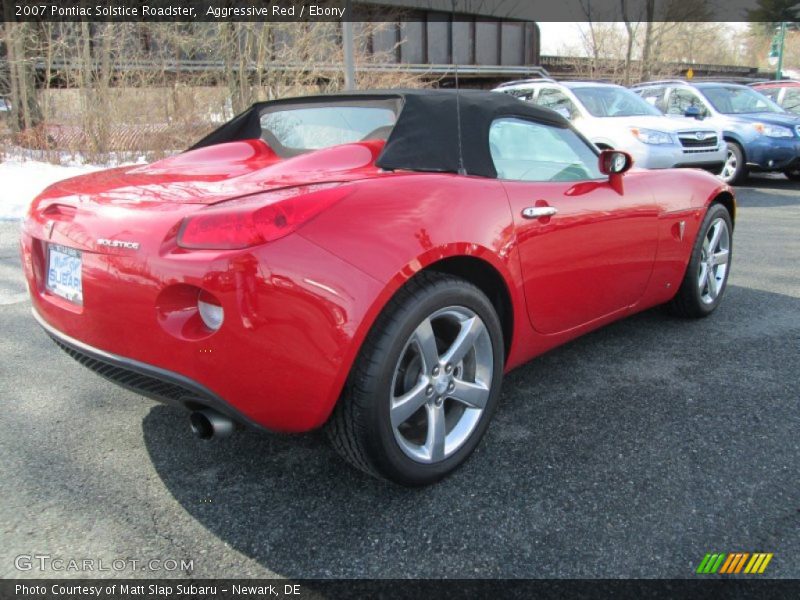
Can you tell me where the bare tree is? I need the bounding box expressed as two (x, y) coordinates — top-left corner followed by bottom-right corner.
(3, 22), (43, 132)
(4, 21), (426, 164)
(620, 0), (642, 85)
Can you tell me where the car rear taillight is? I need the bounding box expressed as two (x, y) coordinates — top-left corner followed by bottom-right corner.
(177, 183), (345, 250)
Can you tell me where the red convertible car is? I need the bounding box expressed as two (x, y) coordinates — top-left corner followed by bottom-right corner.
(21, 90), (735, 485)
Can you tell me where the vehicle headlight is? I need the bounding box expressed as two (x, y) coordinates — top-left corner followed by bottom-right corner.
(753, 123), (794, 138)
(630, 128), (673, 145)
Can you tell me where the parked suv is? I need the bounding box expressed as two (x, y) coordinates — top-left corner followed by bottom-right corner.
(632, 80), (800, 183)
(494, 79), (725, 175)
(750, 80), (800, 115)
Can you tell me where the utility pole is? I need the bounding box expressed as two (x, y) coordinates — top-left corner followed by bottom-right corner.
(342, 1), (355, 90)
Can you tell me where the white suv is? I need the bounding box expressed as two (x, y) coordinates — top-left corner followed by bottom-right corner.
(494, 79), (726, 173)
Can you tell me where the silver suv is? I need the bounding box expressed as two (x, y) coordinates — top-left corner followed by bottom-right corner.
(494, 79), (725, 174)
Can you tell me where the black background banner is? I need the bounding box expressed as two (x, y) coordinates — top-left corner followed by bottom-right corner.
(3, 579), (800, 600)
(1, 0), (799, 23)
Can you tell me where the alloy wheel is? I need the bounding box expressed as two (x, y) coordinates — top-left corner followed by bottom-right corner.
(720, 148), (737, 182)
(698, 217), (730, 304)
(390, 306), (493, 464)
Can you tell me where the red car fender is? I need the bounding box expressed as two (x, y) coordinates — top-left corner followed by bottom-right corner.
(319, 240), (527, 418)
(296, 174), (533, 424)
(703, 182), (736, 222)
(634, 170), (735, 311)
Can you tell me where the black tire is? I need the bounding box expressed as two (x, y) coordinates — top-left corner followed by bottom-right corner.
(326, 271), (505, 486)
(783, 167), (800, 181)
(667, 203), (733, 318)
(719, 141), (747, 185)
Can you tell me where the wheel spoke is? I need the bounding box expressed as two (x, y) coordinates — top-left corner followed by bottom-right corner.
(698, 263), (708, 290)
(706, 267), (718, 298)
(449, 378), (489, 410)
(424, 403), (446, 461)
(708, 221), (723, 253)
(391, 381), (429, 428)
(412, 317), (440, 373)
(441, 315), (485, 367)
(712, 250), (729, 266)
(721, 151), (736, 179)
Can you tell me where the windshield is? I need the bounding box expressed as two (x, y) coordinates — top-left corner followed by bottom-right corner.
(571, 86), (663, 117)
(259, 100), (399, 156)
(702, 86), (784, 114)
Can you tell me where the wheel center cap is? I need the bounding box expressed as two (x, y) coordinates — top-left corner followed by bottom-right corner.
(433, 375), (449, 396)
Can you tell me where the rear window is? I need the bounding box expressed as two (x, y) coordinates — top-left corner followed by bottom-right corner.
(259, 100), (399, 156)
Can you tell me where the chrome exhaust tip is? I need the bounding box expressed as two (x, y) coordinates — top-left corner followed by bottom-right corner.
(189, 409), (234, 440)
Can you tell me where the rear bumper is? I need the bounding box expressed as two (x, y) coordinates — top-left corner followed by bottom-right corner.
(22, 227), (384, 433)
(34, 307), (264, 430)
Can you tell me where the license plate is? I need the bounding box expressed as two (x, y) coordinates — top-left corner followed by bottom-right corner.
(47, 244), (83, 304)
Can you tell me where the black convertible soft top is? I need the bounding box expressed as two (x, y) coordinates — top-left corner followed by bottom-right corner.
(189, 89), (572, 179)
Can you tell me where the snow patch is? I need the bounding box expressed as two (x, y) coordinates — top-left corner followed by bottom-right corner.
(0, 159), (101, 220)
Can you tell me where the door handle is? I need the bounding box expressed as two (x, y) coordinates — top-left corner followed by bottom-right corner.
(522, 206), (557, 219)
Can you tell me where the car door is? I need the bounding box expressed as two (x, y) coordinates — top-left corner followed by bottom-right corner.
(490, 117), (659, 335)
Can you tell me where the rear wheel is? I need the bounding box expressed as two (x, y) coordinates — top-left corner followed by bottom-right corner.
(326, 272), (504, 486)
(719, 141), (747, 185)
(667, 203), (733, 318)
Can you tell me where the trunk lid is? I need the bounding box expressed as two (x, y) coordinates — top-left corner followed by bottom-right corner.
(32, 139), (385, 209)
(25, 139), (386, 254)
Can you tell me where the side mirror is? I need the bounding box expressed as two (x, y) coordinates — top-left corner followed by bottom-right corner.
(684, 106), (702, 119)
(598, 149), (633, 192)
(599, 149), (633, 176)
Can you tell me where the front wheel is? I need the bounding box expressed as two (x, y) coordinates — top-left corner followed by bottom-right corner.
(719, 141), (747, 185)
(326, 272), (504, 486)
(667, 203), (733, 318)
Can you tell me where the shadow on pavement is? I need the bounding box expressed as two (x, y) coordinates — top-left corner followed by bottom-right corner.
(736, 175), (800, 207)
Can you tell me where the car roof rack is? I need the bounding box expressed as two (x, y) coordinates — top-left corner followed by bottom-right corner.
(564, 79), (618, 85)
(749, 78), (800, 85)
(630, 79), (688, 87)
(495, 70), (555, 88)
(495, 78), (556, 87)
(686, 78), (757, 85)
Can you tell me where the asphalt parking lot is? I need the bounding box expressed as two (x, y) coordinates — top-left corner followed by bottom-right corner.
(1, 175), (798, 580)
